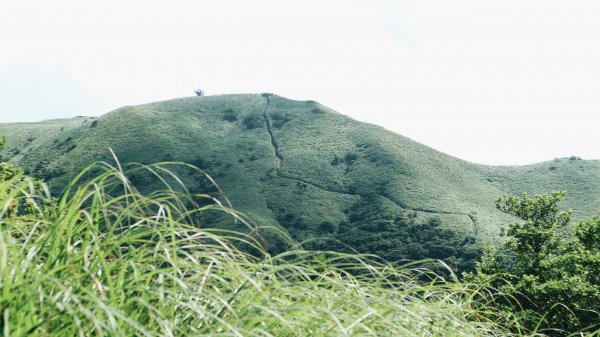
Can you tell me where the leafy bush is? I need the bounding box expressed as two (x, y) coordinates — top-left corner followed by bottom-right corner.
(466, 191), (600, 336)
(222, 108), (239, 122)
(242, 114), (263, 129)
(271, 112), (292, 129)
(345, 152), (359, 164)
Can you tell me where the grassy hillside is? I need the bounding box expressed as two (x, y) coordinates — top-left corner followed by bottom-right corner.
(2, 94), (599, 270)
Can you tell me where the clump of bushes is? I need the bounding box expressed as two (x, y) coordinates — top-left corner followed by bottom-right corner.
(222, 108), (239, 122)
(242, 115), (263, 129)
(319, 220), (338, 233)
(271, 112), (292, 129)
(466, 191), (600, 336)
(334, 195), (481, 273)
(344, 152), (359, 164)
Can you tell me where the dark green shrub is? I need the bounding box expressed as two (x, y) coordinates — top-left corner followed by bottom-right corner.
(319, 221), (338, 233)
(335, 197), (479, 270)
(243, 115), (263, 129)
(271, 112), (291, 129)
(222, 108), (238, 122)
(64, 144), (76, 153)
(344, 153), (358, 164)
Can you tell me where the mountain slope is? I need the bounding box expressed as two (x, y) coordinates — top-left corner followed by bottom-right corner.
(2, 94), (599, 270)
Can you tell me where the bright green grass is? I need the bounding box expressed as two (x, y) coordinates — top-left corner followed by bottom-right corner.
(0, 160), (527, 336)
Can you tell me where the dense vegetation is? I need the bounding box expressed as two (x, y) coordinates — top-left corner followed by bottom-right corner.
(326, 194), (481, 274)
(0, 140), (520, 336)
(3, 95), (600, 335)
(2, 133), (600, 335)
(467, 191), (600, 335)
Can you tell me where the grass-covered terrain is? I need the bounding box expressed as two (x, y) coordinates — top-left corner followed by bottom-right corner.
(1, 158), (527, 336)
(2, 99), (600, 335)
(2, 94), (600, 271)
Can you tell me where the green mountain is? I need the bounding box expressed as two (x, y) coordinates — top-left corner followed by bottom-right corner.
(2, 94), (600, 270)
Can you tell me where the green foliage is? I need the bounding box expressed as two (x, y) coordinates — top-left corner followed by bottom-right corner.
(468, 191), (600, 336)
(329, 195), (481, 273)
(0, 136), (56, 221)
(242, 114), (263, 129)
(270, 112), (292, 129)
(0, 160), (521, 336)
(496, 191), (571, 259)
(576, 215), (600, 251)
(331, 154), (341, 165)
(318, 220), (337, 233)
(222, 108), (239, 122)
(344, 152), (359, 164)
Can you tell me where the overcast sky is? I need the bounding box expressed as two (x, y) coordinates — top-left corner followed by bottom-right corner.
(1, 0), (599, 165)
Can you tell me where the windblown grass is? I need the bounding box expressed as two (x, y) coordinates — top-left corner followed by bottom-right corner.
(1, 159), (523, 336)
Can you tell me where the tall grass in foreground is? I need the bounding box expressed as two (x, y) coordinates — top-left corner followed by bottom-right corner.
(1, 160), (523, 336)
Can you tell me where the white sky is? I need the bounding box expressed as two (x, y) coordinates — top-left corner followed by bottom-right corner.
(1, 0), (600, 165)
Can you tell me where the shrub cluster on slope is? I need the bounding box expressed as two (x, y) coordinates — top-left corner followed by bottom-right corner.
(304, 194), (482, 274)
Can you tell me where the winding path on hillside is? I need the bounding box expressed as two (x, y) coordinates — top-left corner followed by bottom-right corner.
(260, 96), (479, 236)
